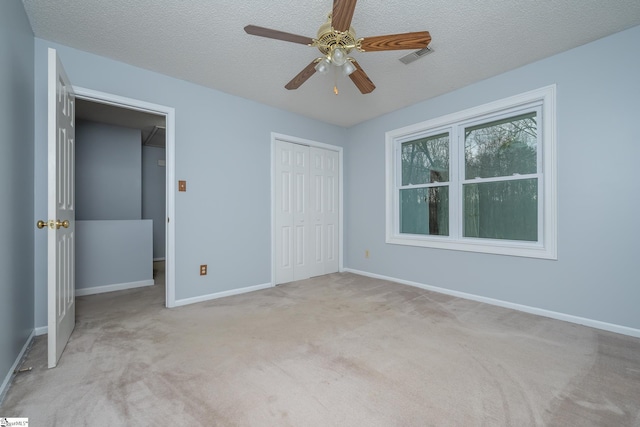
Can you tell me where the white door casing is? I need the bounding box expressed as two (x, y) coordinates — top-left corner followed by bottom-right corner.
(47, 48), (76, 368)
(71, 86), (176, 308)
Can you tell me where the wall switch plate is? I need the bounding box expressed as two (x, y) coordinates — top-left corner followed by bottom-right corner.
(178, 180), (187, 192)
(200, 264), (207, 275)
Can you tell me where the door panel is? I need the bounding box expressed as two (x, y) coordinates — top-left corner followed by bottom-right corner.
(275, 142), (294, 283)
(327, 223), (336, 262)
(48, 48), (76, 368)
(275, 140), (310, 283)
(309, 147), (340, 276)
(292, 143), (309, 281)
(309, 149), (325, 277)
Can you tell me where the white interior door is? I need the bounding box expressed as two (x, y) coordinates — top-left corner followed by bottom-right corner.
(309, 147), (339, 276)
(47, 48), (76, 368)
(275, 140), (310, 284)
(292, 144), (310, 281)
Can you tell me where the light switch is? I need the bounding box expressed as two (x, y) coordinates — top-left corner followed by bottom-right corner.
(178, 180), (187, 192)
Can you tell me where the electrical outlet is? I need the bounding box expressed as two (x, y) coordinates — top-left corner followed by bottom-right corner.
(200, 264), (207, 275)
(365, 250), (370, 259)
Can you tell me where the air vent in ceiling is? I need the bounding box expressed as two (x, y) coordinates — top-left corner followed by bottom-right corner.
(399, 46), (434, 65)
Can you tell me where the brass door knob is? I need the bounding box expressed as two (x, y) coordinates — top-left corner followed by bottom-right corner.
(37, 220), (70, 229)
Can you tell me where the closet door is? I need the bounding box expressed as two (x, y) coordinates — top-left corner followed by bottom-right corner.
(310, 147), (340, 277)
(275, 140), (310, 284)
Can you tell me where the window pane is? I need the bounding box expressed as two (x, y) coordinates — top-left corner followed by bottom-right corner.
(465, 112), (537, 179)
(401, 133), (449, 185)
(400, 187), (449, 236)
(463, 179), (537, 241)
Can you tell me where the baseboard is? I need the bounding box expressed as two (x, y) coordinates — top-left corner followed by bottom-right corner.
(0, 330), (34, 405)
(75, 279), (155, 297)
(174, 282), (273, 307)
(34, 326), (48, 336)
(344, 268), (640, 338)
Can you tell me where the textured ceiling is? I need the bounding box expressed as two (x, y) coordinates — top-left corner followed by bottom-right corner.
(22, 0), (640, 127)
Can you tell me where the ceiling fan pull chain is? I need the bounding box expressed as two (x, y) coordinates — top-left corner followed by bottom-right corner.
(333, 66), (339, 95)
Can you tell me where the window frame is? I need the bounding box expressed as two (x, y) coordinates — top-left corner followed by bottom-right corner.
(385, 85), (557, 259)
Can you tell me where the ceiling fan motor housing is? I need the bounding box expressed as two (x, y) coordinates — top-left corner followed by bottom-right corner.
(314, 14), (359, 55)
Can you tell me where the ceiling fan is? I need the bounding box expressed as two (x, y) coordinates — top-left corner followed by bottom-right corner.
(244, 0), (431, 94)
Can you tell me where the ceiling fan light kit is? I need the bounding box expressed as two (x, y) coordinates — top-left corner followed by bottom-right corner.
(329, 46), (348, 66)
(244, 0), (432, 94)
(314, 57), (332, 74)
(342, 60), (356, 76)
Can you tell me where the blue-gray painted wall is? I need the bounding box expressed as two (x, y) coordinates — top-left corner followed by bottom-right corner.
(142, 146), (166, 259)
(76, 120), (142, 220)
(32, 38), (349, 327)
(345, 25), (640, 330)
(76, 220), (153, 290)
(0, 0), (34, 395)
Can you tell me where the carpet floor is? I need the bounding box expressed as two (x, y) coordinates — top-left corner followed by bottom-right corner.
(2, 264), (640, 426)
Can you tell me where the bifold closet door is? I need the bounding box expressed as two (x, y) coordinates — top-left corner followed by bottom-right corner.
(309, 147), (339, 277)
(275, 140), (339, 285)
(275, 140), (310, 284)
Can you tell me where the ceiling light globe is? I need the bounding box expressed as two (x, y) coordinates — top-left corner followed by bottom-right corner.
(331, 48), (347, 66)
(343, 61), (356, 76)
(315, 58), (331, 74)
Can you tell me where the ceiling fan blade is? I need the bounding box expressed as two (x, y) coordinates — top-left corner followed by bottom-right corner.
(359, 31), (431, 51)
(285, 61), (318, 90)
(348, 60), (375, 94)
(244, 25), (313, 45)
(332, 0), (358, 32)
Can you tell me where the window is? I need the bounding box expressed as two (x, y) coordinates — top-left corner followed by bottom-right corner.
(386, 86), (557, 259)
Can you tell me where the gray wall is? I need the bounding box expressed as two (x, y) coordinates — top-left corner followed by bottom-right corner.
(33, 39), (348, 327)
(345, 25), (640, 330)
(142, 146), (166, 259)
(76, 220), (153, 290)
(76, 120), (142, 220)
(0, 0), (34, 395)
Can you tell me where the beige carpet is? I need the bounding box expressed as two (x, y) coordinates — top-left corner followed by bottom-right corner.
(2, 263), (640, 426)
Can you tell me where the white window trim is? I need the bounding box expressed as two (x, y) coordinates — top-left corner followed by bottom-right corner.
(385, 85), (557, 259)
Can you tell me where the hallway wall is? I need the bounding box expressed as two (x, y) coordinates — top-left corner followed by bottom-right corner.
(76, 120), (142, 220)
(142, 145), (166, 259)
(0, 0), (35, 398)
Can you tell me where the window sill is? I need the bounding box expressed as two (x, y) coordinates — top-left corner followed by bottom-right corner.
(386, 234), (557, 260)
